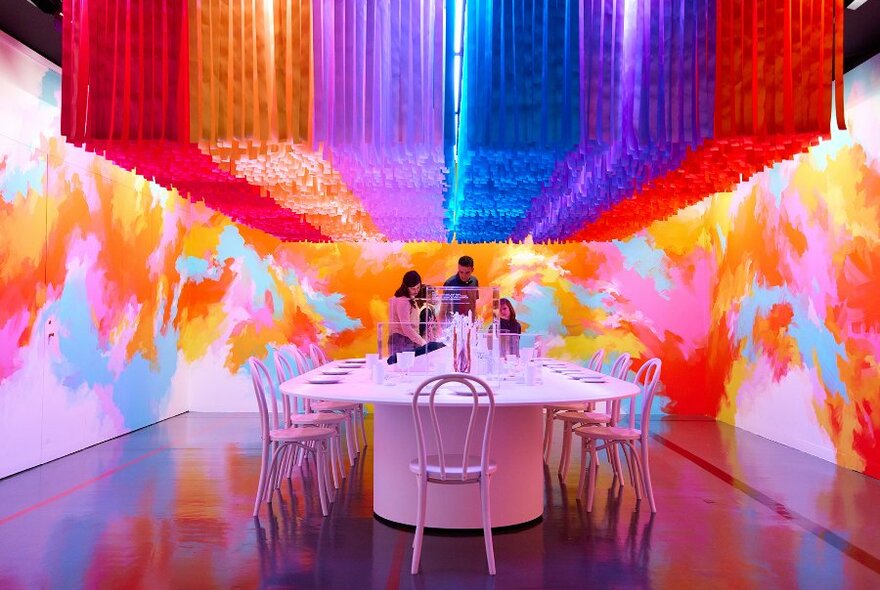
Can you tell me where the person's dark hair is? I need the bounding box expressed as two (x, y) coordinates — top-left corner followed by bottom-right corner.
(500, 298), (517, 323)
(394, 270), (422, 301)
(458, 255), (474, 268)
(415, 284), (429, 304)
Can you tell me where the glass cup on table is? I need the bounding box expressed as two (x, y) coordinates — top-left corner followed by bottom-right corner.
(398, 351), (416, 383)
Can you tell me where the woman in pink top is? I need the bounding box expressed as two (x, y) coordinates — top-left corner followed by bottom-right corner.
(388, 270), (427, 356)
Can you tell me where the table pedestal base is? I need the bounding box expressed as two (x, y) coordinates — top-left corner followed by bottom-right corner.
(372, 404), (544, 529)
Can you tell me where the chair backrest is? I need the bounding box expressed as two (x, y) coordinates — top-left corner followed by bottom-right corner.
(608, 353), (632, 380)
(250, 357), (284, 437)
(280, 344), (312, 375)
(587, 349), (606, 371)
(622, 358), (662, 437)
(411, 374), (496, 482)
(308, 343), (329, 367)
(272, 347), (300, 424)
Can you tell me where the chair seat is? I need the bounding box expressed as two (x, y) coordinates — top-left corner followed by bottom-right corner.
(289, 413), (347, 426)
(557, 411), (611, 424)
(311, 400), (359, 412)
(409, 454), (497, 480)
(574, 425), (641, 440)
(547, 402), (590, 412)
(270, 426), (335, 442)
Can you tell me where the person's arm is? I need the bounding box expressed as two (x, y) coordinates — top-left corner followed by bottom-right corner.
(390, 297), (427, 347)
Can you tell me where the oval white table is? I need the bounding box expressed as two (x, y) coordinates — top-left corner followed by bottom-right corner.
(280, 360), (639, 529)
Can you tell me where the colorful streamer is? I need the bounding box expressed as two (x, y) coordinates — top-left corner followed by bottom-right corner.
(60, 0), (845, 243)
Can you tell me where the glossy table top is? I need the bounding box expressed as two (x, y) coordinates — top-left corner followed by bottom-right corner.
(280, 358), (640, 406)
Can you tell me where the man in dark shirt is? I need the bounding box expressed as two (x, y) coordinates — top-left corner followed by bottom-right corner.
(443, 255), (479, 289)
(441, 255), (479, 318)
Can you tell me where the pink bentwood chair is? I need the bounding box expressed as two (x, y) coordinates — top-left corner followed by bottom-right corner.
(555, 353), (632, 479)
(575, 358), (662, 513)
(282, 345), (359, 465)
(249, 357), (335, 517)
(410, 375), (497, 575)
(543, 348), (606, 463)
(307, 343), (329, 368)
(273, 348), (348, 488)
(304, 343), (368, 451)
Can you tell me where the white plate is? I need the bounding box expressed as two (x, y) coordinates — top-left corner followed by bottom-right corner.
(307, 377), (341, 384)
(337, 363), (364, 369)
(341, 358), (366, 363)
(322, 370), (351, 375)
(579, 377), (607, 383)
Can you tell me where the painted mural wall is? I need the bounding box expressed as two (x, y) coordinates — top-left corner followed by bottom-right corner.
(703, 54), (880, 478)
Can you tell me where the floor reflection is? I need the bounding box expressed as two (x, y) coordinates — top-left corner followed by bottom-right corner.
(0, 414), (878, 589)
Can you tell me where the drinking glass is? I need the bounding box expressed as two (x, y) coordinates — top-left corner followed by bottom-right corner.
(398, 351), (416, 382)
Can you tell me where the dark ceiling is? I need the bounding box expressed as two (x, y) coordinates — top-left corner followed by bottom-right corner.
(1, 0), (879, 80)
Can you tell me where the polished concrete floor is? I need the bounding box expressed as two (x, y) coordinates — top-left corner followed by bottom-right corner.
(1, 413), (879, 589)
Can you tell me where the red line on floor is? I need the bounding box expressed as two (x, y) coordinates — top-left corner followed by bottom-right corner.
(0, 447), (168, 527)
(385, 530), (408, 590)
(652, 433), (880, 576)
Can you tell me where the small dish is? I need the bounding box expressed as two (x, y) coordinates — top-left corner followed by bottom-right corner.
(449, 389), (491, 396)
(341, 358), (366, 363)
(579, 377), (607, 383)
(307, 377), (342, 384)
(322, 370), (351, 376)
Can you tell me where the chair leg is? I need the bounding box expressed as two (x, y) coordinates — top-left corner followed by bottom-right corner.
(334, 433), (346, 484)
(480, 477), (496, 575)
(345, 414), (357, 465)
(640, 442), (657, 513)
(357, 404), (368, 449)
(586, 442), (599, 512)
(280, 445), (294, 483)
(253, 442), (271, 517)
(542, 410), (555, 463)
(621, 442), (637, 493)
(411, 477), (427, 574)
(315, 445), (329, 516)
(611, 443), (626, 487)
(323, 443), (336, 504)
(329, 435), (341, 489)
(624, 443), (643, 501)
(265, 444), (285, 505)
(577, 436), (589, 498)
(558, 421), (573, 479)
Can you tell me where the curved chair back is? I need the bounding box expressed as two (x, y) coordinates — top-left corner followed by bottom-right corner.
(308, 343), (329, 367)
(250, 357), (284, 435)
(279, 344), (312, 375)
(273, 347), (302, 425)
(622, 358), (662, 436)
(587, 349), (606, 371)
(411, 374), (496, 482)
(608, 353), (632, 379)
